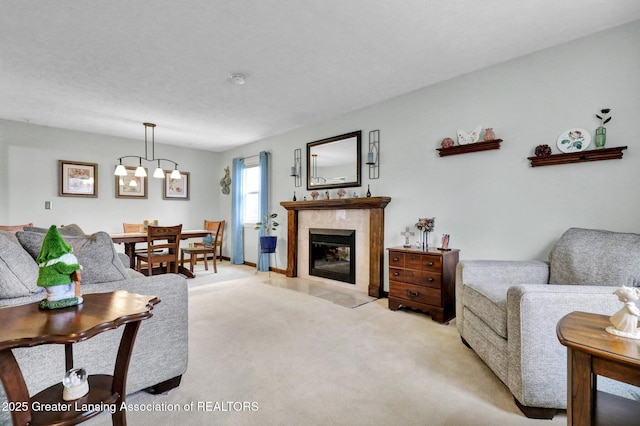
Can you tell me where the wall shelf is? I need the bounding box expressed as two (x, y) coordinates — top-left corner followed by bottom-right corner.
(527, 146), (628, 167)
(436, 139), (502, 157)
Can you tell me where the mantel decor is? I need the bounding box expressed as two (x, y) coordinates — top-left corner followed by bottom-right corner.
(527, 146), (627, 167)
(437, 139), (503, 157)
(281, 196), (391, 297)
(366, 130), (380, 179)
(307, 131), (361, 190)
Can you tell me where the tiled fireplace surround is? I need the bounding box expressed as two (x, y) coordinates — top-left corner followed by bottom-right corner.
(280, 197), (391, 297)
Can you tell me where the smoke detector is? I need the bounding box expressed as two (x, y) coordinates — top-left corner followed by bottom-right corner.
(230, 73), (246, 85)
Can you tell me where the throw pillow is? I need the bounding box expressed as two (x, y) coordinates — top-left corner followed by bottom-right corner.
(549, 228), (640, 287)
(16, 230), (130, 285)
(24, 224), (85, 236)
(0, 230), (41, 298)
(0, 223), (33, 232)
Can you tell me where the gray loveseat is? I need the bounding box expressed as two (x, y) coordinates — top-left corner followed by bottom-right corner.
(0, 226), (188, 424)
(456, 228), (640, 418)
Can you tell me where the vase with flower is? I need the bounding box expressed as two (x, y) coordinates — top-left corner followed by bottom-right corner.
(415, 217), (435, 250)
(595, 108), (612, 148)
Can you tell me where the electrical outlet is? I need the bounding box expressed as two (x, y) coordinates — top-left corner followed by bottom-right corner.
(45, 201), (52, 210)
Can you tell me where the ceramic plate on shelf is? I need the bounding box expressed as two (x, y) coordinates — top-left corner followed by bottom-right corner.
(557, 128), (591, 153)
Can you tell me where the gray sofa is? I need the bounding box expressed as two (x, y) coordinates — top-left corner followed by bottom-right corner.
(0, 226), (188, 423)
(456, 228), (640, 418)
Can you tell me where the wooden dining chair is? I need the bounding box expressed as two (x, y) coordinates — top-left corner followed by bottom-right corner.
(136, 225), (183, 276)
(214, 220), (225, 261)
(123, 223), (152, 257)
(123, 223), (143, 233)
(194, 220), (225, 264)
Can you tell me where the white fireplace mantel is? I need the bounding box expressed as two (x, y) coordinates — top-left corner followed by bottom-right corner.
(280, 197), (391, 297)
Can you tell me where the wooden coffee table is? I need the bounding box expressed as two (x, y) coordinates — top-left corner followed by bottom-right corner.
(0, 291), (159, 426)
(557, 311), (640, 426)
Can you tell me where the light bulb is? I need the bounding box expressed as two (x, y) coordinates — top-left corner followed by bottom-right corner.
(135, 166), (147, 177)
(153, 167), (165, 178)
(114, 164), (127, 176)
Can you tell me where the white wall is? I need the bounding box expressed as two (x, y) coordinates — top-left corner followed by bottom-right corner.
(0, 120), (220, 238)
(218, 20), (640, 286)
(2, 21), (638, 288)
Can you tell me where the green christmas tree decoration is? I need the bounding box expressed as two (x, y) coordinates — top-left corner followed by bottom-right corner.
(36, 225), (83, 309)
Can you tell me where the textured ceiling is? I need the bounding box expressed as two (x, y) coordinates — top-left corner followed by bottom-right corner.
(1, 1), (639, 152)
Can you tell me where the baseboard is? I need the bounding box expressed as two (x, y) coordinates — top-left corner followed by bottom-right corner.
(241, 261), (285, 275)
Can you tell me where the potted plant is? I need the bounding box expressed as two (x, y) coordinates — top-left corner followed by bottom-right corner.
(255, 213), (279, 253)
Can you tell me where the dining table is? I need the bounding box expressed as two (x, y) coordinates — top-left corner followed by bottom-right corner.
(110, 229), (212, 278)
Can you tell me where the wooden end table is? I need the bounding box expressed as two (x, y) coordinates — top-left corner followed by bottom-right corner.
(0, 291), (159, 426)
(557, 311), (640, 426)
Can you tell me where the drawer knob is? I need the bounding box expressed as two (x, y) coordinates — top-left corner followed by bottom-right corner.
(406, 289), (420, 298)
(393, 271), (400, 276)
(393, 257), (399, 262)
(427, 262), (434, 266)
(428, 277), (434, 282)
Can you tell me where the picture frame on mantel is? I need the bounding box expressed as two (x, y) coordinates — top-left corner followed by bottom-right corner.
(115, 166), (148, 199)
(58, 160), (98, 198)
(163, 171), (190, 200)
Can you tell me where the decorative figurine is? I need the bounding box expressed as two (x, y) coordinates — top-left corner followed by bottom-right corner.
(219, 166), (231, 195)
(440, 137), (454, 149)
(606, 286), (640, 339)
(293, 191), (297, 201)
(484, 128), (495, 141)
(325, 191), (329, 199)
(535, 144), (552, 157)
(457, 126), (482, 145)
(366, 185), (371, 197)
(401, 227), (415, 248)
(37, 225), (83, 310)
(62, 367), (89, 401)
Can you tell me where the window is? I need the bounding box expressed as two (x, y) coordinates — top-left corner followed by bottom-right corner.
(242, 161), (260, 225)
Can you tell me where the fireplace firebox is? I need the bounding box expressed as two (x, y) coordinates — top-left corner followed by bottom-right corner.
(309, 228), (356, 284)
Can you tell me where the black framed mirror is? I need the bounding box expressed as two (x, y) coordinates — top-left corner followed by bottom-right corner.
(307, 131), (361, 190)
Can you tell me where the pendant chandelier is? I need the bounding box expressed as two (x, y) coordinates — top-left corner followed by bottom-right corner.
(114, 123), (181, 179)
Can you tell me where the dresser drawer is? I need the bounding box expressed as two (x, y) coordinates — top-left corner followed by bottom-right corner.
(405, 253), (442, 271)
(389, 281), (441, 306)
(389, 252), (404, 267)
(392, 268), (441, 288)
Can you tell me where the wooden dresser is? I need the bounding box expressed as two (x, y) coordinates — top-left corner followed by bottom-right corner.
(387, 247), (459, 324)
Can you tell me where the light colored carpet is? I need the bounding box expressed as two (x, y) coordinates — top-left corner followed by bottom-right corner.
(90, 266), (567, 425)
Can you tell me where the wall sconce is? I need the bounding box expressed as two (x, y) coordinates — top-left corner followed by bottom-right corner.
(366, 129), (380, 179)
(291, 148), (302, 187)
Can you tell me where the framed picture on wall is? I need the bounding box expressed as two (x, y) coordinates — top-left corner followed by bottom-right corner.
(163, 171), (189, 200)
(58, 160), (98, 197)
(115, 166), (148, 199)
